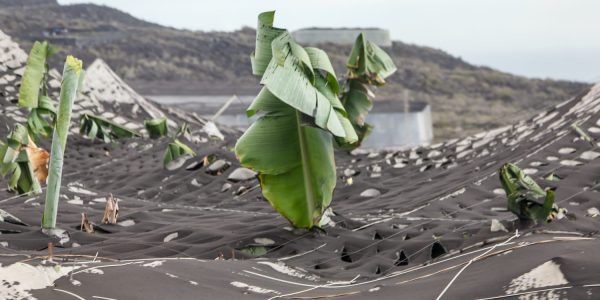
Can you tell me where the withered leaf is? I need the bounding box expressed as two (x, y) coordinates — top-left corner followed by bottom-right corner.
(80, 212), (94, 233)
(25, 136), (49, 183)
(102, 193), (119, 224)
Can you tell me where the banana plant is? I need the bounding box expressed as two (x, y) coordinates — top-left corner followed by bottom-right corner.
(18, 41), (58, 141)
(42, 55), (85, 229)
(235, 11), (357, 228)
(499, 163), (566, 223)
(337, 33), (397, 149)
(0, 124), (43, 194)
(144, 117), (168, 139)
(79, 113), (140, 143)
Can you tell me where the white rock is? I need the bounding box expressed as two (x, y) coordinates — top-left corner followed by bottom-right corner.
(428, 150), (442, 158)
(67, 199), (84, 205)
(560, 160), (583, 166)
(343, 168), (357, 177)
(118, 220), (136, 227)
(586, 207), (600, 217)
(227, 168), (257, 182)
(493, 188), (505, 195)
(221, 183), (232, 192)
(490, 219), (508, 232)
(580, 151), (600, 160)
(254, 238), (275, 246)
(558, 147), (576, 154)
(165, 154), (193, 171)
(360, 188), (381, 198)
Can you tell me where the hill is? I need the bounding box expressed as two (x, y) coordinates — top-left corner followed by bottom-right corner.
(0, 0), (590, 139)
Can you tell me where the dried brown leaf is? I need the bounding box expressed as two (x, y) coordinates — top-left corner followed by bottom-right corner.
(102, 193), (119, 224)
(25, 136), (49, 183)
(80, 212), (94, 233)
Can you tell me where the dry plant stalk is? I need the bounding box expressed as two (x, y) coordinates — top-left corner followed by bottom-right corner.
(102, 193), (119, 224)
(47, 242), (53, 261)
(80, 212), (94, 233)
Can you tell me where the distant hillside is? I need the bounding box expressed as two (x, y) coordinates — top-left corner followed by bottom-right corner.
(0, 0), (590, 139)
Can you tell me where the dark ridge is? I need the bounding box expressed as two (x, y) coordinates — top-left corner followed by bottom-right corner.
(0, 0), (57, 7)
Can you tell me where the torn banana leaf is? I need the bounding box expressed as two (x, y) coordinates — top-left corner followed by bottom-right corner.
(499, 163), (566, 222)
(236, 11), (357, 228)
(346, 33), (397, 85)
(337, 33), (397, 149)
(18, 41), (57, 108)
(163, 138), (196, 169)
(144, 117), (168, 139)
(0, 124), (42, 194)
(80, 113), (140, 143)
(18, 41), (58, 141)
(26, 96), (56, 140)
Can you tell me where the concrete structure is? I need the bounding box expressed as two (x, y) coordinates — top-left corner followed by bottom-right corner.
(151, 96), (434, 150)
(292, 28), (392, 47)
(360, 101), (434, 150)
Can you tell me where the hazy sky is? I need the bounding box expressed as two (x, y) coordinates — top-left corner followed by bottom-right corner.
(58, 0), (600, 82)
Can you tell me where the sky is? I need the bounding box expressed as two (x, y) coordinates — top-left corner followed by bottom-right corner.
(57, 0), (600, 82)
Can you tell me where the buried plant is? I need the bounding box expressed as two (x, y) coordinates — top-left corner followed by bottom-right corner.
(0, 124), (47, 194)
(336, 33), (397, 149)
(18, 41), (58, 141)
(163, 123), (196, 169)
(144, 117), (168, 139)
(42, 56), (85, 230)
(79, 113), (140, 143)
(235, 11), (357, 228)
(499, 163), (566, 223)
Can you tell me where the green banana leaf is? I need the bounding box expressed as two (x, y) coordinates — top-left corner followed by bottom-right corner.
(236, 11), (357, 228)
(347, 33), (397, 85)
(80, 113), (140, 143)
(144, 117), (168, 139)
(250, 11), (285, 75)
(0, 124), (41, 194)
(163, 138), (196, 168)
(18, 41), (57, 108)
(337, 33), (397, 149)
(18, 41), (58, 141)
(499, 163), (566, 222)
(26, 96), (56, 140)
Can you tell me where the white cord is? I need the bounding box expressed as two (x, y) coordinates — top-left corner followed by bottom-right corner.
(435, 230), (520, 300)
